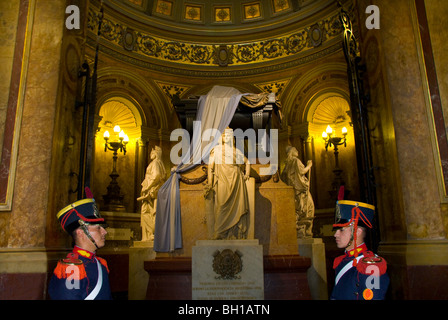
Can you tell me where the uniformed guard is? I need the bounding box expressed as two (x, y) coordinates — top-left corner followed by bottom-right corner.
(330, 197), (389, 300)
(48, 188), (112, 300)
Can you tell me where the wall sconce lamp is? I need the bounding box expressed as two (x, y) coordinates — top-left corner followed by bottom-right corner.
(102, 125), (129, 212)
(322, 125), (349, 199)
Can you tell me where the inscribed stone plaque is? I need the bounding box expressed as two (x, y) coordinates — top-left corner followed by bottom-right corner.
(192, 239), (264, 300)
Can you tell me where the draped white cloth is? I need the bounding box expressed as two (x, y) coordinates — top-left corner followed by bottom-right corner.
(154, 86), (247, 252)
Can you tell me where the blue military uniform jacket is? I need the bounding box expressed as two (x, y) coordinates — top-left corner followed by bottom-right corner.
(49, 246), (112, 300)
(330, 243), (389, 300)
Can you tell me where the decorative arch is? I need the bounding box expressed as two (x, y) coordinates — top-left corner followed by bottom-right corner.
(306, 90), (351, 124)
(282, 61), (349, 126)
(98, 97), (142, 143)
(96, 67), (169, 129)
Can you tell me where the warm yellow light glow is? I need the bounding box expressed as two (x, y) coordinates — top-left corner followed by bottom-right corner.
(342, 126), (348, 134)
(119, 130), (125, 139)
(322, 131), (328, 139)
(103, 130), (110, 139)
(326, 125), (333, 134)
(113, 125), (121, 133)
(124, 134), (129, 143)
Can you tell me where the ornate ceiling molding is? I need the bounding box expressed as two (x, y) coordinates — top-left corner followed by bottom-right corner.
(254, 78), (291, 98)
(87, 5), (343, 70)
(104, 0), (342, 37)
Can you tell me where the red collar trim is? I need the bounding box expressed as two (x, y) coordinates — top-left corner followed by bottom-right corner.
(346, 243), (368, 257)
(333, 243), (369, 269)
(73, 246), (95, 259)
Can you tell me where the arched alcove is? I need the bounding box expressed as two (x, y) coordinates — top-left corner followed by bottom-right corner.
(309, 94), (360, 211)
(94, 96), (144, 213)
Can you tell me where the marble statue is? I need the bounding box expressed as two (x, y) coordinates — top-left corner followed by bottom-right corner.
(281, 146), (315, 238)
(137, 146), (166, 241)
(204, 128), (251, 240)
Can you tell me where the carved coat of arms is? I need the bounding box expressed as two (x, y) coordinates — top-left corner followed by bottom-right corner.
(212, 249), (243, 280)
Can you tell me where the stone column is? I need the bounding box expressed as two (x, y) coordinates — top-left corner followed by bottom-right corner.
(357, 0), (448, 299)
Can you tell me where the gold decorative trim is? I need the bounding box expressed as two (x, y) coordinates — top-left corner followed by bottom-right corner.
(154, 0), (174, 17)
(254, 78), (291, 98)
(184, 3), (203, 23)
(155, 81), (192, 101)
(87, 7), (342, 68)
(271, 0), (292, 15)
(0, 0), (36, 211)
(242, 2), (263, 22)
(87, 35), (341, 78)
(213, 5), (232, 24)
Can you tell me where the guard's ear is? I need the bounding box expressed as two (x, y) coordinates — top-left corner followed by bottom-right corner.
(74, 227), (83, 237)
(356, 226), (365, 238)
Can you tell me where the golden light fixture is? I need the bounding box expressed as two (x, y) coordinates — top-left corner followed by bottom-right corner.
(104, 125), (129, 155)
(322, 125), (349, 200)
(322, 125), (347, 151)
(102, 124), (129, 212)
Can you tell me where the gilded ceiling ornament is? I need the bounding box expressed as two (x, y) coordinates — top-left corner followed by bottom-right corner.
(254, 79), (291, 97)
(155, 81), (192, 104)
(273, 0), (290, 13)
(244, 4), (261, 20)
(137, 35), (161, 56)
(235, 44), (259, 63)
(87, 7), (343, 67)
(261, 39), (283, 59)
(185, 6), (201, 21)
(155, 0), (173, 16)
(285, 32), (306, 54)
(215, 8), (230, 22)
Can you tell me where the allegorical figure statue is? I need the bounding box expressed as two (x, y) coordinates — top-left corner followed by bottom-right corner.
(137, 146), (166, 241)
(281, 146), (315, 238)
(204, 128), (251, 240)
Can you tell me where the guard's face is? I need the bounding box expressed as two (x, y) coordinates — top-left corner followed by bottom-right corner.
(334, 226), (352, 249)
(88, 224), (108, 249)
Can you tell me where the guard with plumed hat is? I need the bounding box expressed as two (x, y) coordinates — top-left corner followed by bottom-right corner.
(48, 188), (112, 300)
(330, 187), (389, 300)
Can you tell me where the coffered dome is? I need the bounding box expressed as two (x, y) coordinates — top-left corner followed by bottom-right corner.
(104, 0), (342, 41)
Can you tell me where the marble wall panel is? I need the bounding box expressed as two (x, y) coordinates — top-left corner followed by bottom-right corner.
(369, 0), (445, 239)
(8, 0), (66, 247)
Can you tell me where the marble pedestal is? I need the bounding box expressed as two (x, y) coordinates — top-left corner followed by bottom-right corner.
(177, 164), (298, 256)
(192, 240), (264, 300)
(144, 254), (311, 300)
(129, 241), (156, 300)
(297, 238), (328, 300)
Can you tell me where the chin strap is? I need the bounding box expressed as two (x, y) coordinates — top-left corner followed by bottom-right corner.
(78, 220), (99, 250)
(345, 223), (355, 249)
(334, 206), (373, 266)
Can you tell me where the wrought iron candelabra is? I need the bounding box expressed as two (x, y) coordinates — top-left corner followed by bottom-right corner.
(322, 125), (348, 199)
(102, 125), (129, 211)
